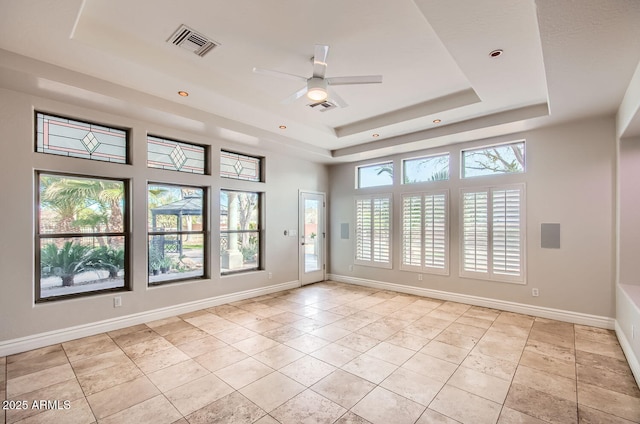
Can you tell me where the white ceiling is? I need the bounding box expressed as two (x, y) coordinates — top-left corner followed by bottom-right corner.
(0, 0), (639, 162)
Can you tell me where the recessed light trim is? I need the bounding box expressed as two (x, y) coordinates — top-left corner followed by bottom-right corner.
(433, 119), (442, 124)
(372, 133), (380, 138)
(279, 125), (287, 130)
(489, 49), (503, 58)
(178, 91), (189, 97)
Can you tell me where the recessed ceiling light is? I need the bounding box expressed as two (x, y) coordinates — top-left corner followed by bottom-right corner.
(489, 49), (503, 58)
(178, 91), (189, 97)
(279, 125), (287, 130)
(433, 119), (442, 124)
(372, 133), (380, 138)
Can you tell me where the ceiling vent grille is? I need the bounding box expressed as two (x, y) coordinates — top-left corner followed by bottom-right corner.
(308, 101), (337, 112)
(168, 24), (219, 57)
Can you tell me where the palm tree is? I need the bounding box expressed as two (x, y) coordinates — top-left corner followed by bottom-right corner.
(41, 241), (94, 286)
(41, 177), (125, 251)
(89, 246), (125, 279)
(40, 175), (81, 233)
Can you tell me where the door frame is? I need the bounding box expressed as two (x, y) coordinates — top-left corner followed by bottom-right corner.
(299, 190), (326, 285)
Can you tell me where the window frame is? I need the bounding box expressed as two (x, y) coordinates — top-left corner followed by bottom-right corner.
(459, 183), (526, 284)
(400, 189), (449, 275)
(354, 193), (393, 269)
(220, 150), (264, 182)
(147, 134), (209, 175)
(356, 161), (394, 189)
(35, 111), (130, 164)
(147, 182), (209, 286)
(35, 171), (130, 302)
(401, 153), (450, 184)
(461, 140), (525, 179)
(220, 189), (263, 275)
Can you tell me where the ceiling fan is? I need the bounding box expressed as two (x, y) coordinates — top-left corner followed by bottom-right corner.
(253, 44), (383, 109)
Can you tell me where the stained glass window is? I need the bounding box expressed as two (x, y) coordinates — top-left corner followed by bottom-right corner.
(147, 135), (206, 174)
(36, 112), (127, 163)
(220, 150), (262, 182)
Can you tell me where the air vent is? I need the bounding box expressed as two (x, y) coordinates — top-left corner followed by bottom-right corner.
(307, 101), (337, 112)
(168, 24), (219, 57)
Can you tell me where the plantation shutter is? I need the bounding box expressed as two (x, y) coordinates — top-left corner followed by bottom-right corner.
(402, 195), (422, 267)
(355, 198), (372, 262)
(355, 195), (392, 268)
(371, 196), (391, 264)
(462, 191), (489, 273)
(424, 192), (447, 271)
(461, 184), (525, 283)
(492, 187), (522, 277)
(401, 191), (448, 274)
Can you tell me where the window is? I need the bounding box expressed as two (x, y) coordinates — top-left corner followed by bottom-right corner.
(460, 184), (525, 283)
(402, 154), (450, 184)
(35, 112), (128, 163)
(355, 194), (392, 268)
(462, 141), (525, 178)
(220, 150), (263, 182)
(401, 190), (449, 274)
(357, 162), (394, 188)
(220, 190), (262, 274)
(148, 184), (207, 285)
(147, 135), (207, 174)
(36, 172), (129, 301)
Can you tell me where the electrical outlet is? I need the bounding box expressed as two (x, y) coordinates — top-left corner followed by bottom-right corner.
(633, 324), (635, 340)
(532, 288), (539, 297)
(113, 296), (122, 308)
(418, 274), (423, 281)
(268, 272), (272, 280)
(348, 265), (353, 271)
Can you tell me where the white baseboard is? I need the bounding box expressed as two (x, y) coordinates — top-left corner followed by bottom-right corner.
(0, 280), (300, 357)
(328, 274), (615, 329)
(615, 320), (640, 387)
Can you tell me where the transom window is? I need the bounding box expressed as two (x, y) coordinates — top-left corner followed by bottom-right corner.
(147, 135), (207, 174)
(220, 190), (262, 274)
(35, 112), (128, 163)
(402, 154), (450, 184)
(462, 141), (525, 178)
(36, 172), (129, 301)
(220, 150), (263, 182)
(357, 162), (394, 188)
(148, 184), (207, 285)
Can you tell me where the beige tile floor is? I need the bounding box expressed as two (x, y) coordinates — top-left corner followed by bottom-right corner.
(2, 281), (640, 424)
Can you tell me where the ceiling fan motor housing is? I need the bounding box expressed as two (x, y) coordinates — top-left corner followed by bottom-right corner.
(307, 77), (328, 101)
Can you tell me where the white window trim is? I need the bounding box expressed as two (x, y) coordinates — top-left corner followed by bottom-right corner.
(354, 193), (393, 269)
(355, 161), (394, 189)
(401, 153), (450, 185)
(459, 183), (526, 284)
(400, 189), (449, 275)
(461, 140), (526, 179)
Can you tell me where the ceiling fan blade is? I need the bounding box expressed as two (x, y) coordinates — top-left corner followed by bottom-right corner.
(281, 85), (308, 104)
(328, 89), (349, 109)
(312, 44), (329, 78)
(253, 67), (307, 83)
(327, 75), (383, 85)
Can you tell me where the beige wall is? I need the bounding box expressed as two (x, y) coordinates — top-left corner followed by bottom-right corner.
(619, 137), (640, 284)
(0, 87), (328, 342)
(328, 117), (617, 318)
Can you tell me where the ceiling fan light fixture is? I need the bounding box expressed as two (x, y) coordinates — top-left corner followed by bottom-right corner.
(307, 78), (328, 101)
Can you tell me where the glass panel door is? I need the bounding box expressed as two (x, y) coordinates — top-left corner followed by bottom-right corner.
(299, 191), (325, 285)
